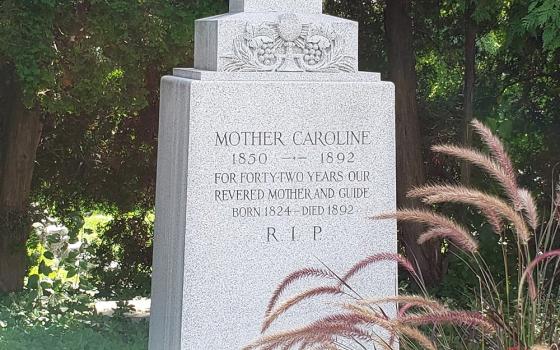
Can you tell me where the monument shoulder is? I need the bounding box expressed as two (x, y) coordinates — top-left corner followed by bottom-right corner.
(196, 12), (358, 24)
(172, 68), (381, 82)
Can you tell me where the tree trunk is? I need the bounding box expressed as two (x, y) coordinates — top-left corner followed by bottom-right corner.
(461, 2), (477, 185)
(0, 66), (43, 293)
(385, 0), (443, 287)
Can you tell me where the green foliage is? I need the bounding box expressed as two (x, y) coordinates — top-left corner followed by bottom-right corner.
(90, 212), (154, 299)
(434, 224), (506, 308)
(523, 0), (560, 52)
(323, 1), (386, 72)
(397, 0), (560, 204)
(0, 292), (148, 350)
(0, 0), (557, 305)
(1, 0), (227, 295)
(0, 0), (227, 110)
(0, 0), (58, 106)
(0, 211), (148, 349)
(24, 212), (97, 324)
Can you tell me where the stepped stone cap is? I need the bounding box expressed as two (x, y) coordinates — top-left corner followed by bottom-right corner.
(230, 0), (323, 14)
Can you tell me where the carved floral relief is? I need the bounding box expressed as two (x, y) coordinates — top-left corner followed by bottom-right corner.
(221, 14), (357, 73)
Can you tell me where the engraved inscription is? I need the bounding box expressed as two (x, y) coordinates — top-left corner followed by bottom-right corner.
(221, 14), (357, 73)
(211, 129), (375, 243)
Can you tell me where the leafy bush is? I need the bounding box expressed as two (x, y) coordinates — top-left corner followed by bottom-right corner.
(1, 210), (149, 349)
(90, 211), (154, 299)
(245, 120), (559, 350)
(24, 211), (97, 325)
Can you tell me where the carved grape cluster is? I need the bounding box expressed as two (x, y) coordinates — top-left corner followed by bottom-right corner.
(257, 42), (277, 66)
(303, 42), (323, 66)
(222, 15), (357, 73)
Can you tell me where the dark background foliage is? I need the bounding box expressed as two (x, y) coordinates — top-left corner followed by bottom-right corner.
(0, 0), (558, 299)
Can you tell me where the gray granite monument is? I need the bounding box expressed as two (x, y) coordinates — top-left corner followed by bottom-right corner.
(149, 0), (396, 349)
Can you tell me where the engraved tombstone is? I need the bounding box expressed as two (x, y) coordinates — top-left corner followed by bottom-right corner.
(149, 0), (397, 349)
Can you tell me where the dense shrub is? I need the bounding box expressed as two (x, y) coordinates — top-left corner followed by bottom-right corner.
(90, 212), (154, 299)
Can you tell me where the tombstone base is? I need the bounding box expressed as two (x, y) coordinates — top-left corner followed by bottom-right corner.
(149, 71), (397, 350)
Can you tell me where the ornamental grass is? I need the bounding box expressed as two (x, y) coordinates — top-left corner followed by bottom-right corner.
(245, 120), (560, 350)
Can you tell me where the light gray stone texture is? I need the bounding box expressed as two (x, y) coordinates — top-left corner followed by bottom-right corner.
(194, 12), (358, 73)
(150, 1), (397, 349)
(149, 77), (192, 350)
(173, 68), (381, 82)
(150, 74), (397, 350)
(193, 18), (218, 71)
(230, 0), (322, 14)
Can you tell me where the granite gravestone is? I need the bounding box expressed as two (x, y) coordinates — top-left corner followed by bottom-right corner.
(149, 0), (397, 349)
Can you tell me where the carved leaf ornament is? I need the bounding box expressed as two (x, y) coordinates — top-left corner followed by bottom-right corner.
(222, 14), (357, 73)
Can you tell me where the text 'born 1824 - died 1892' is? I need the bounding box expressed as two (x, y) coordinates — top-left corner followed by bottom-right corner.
(149, 0), (397, 349)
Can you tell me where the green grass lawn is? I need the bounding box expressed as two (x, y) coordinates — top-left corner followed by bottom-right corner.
(0, 314), (148, 350)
